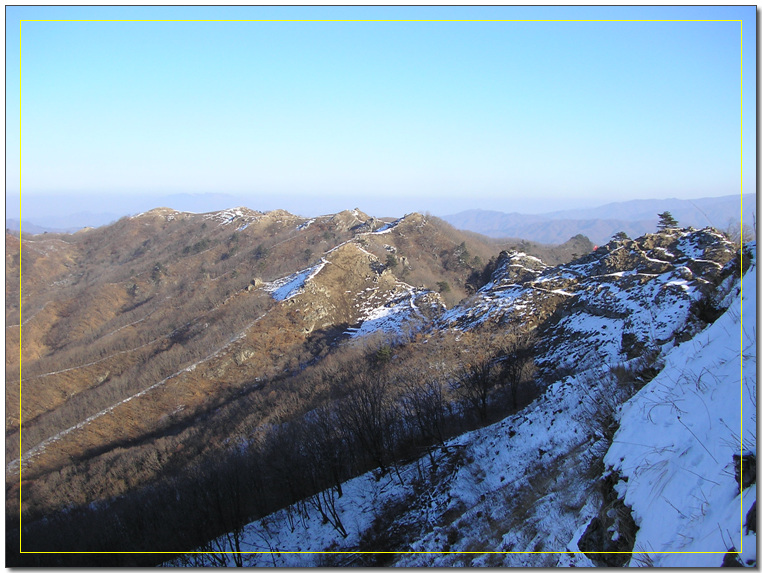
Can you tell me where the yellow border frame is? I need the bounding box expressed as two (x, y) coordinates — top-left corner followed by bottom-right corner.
(16, 17), (747, 561)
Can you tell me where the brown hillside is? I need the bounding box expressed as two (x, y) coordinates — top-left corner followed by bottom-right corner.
(7, 205), (598, 543)
(7, 207), (520, 519)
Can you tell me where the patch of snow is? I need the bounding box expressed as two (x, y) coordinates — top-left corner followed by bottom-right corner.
(204, 208), (259, 227)
(370, 216), (405, 235)
(517, 253), (545, 265)
(263, 261), (327, 301)
(346, 284), (436, 339)
(371, 225), (394, 235)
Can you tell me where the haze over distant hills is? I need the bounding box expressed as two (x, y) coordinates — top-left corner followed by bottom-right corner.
(7, 193), (754, 245)
(6, 192), (244, 233)
(442, 194), (755, 245)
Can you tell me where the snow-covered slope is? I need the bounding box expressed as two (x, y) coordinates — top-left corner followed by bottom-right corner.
(444, 228), (737, 373)
(262, 241), (444, 339)
(169, 234), (752, 568)
(605, 243), (756, 566)
(344, 285), (443, 339)
(263, 261), (328, 301)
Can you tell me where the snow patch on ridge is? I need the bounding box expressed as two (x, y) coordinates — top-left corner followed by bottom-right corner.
(264, 261), (327, 301)
(345, 284), (435, 339)
(204, 208), (259, 226)
(369, 214), (409, 235)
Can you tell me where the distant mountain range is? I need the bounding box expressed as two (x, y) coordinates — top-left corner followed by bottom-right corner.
(6, 219), (83, 235)
(443, 194), (755, 245)
(7, 193), (755, 245)
(6, 192), (244, 233)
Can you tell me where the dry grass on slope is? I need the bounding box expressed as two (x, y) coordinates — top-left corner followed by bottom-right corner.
(9, 231), (398, 512)
(7, 208), (519, 532)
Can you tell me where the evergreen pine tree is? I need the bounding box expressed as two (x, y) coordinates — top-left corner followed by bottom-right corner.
(657, 211), (679, 230)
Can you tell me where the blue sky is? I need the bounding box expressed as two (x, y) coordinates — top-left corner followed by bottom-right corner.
(6, 5), (756, 218)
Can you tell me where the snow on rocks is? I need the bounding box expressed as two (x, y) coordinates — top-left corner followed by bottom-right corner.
(296, 218), (315, 231)
(397, 372), (612, 565)
(604, 244), (756, 567)
(132, 207), (180, 220)
(263, 261), (328, 301)
(369, 220), (399, 235)
(168, 230), (748, 567)
(367, 213), (415, 235)
(203, 207), (261, 227)
(370, 223), (394, 235)
(442, 228), (737, 374)
(345, 286), (443, 339)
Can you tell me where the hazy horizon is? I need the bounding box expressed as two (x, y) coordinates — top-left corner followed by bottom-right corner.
(6, 190), (754, 233)
(7, 5), (756, 225)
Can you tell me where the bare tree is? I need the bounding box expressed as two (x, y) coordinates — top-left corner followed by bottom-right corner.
(399, 375), (449, 458)
(191, 456), (251, 567)
(338, 370), (399, 477)
(300, 406), (349, 537)
(304, 404), (348, 497)
(450, 355), (498, 422)
(496, 329), (537, 410)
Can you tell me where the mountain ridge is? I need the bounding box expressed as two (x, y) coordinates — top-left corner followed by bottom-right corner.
(167, 224), (753, 567)
(6, 204), (753, 566)
(9, 193), (754, 245)
(443, 193), (755, 244)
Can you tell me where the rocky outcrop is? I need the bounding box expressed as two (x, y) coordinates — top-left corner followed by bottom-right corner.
(490, 251), (548, 286)
(577, 471), (637, 567)
(442, 227), (737, 376)
(328, 209), (382, 233)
